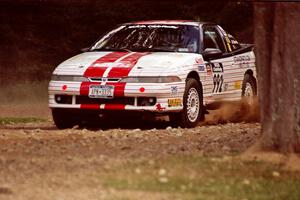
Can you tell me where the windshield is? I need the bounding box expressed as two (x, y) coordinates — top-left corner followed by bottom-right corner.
(91, 24), (200, 53)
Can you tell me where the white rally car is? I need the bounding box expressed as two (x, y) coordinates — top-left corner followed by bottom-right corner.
(49, 20), (256, 129)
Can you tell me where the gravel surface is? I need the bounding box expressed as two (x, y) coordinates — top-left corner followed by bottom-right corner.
(0, 119), (261, 200)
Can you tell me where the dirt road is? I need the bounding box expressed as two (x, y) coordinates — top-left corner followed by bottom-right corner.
(0, 119), (260, 200)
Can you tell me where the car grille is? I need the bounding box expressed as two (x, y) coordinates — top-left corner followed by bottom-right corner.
(88, 77), (121, 82)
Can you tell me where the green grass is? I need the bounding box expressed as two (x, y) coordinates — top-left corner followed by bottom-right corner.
(99, 155), (300, 200)
(0, 117), (47, 125)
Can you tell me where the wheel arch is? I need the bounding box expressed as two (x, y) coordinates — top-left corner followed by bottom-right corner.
(244, 69), (254, 77)
(186, 71), (202, 93)
(186, 71), (201, 83)
(186, 71), (203, 92)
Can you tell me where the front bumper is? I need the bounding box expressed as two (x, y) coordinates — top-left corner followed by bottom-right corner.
(48, 81), (185, 112)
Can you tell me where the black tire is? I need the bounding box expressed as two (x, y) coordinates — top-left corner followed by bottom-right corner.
(52, 108), (79, 129)
(169, 78), (204, 128)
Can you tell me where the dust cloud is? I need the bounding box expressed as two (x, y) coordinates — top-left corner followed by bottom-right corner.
(203, 98), (260, 125)
(0, 81), (50, 118)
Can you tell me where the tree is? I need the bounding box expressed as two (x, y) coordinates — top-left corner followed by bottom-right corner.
(254, 2), (300, 153)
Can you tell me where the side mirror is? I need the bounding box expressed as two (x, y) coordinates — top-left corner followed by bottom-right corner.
(81, 47), (90, 52)
(202, 48), (222, 60)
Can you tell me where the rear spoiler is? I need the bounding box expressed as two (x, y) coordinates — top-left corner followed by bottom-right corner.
(220, 43), (254, 58)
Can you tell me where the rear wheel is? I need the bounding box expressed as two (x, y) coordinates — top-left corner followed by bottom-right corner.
(52, 108), (79, 129)
(169, 78), (204, 128)
(241, 74), (257, 105)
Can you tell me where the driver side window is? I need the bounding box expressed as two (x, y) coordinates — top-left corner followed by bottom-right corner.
(203, 26), (226, 52)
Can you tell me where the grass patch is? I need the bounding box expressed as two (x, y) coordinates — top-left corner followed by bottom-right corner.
(0, 117), (47, 125)
(100, 155), (300, 200)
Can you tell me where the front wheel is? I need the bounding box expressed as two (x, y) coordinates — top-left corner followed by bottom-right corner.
(169, 78), (204, 128)
(52, 108), (79, 129)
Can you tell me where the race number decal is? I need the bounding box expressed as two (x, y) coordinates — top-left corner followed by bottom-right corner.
(211, 63), (224, 93)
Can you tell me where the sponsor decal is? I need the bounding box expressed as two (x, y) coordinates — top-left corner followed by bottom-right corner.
(205, 63), (213, 76)
(212, 74), (223, 93)
(234, 55), (251, 68)
(196, 58), (205, 71)
(168, 98), (182, 107)
(233, 55), (251, 63)
(128, 25), (179, 29)
(171, 86), (178, 95)
(212, 63), (224, 93)
(234, 81), (242, 89)
(156, 103), (166, 111)
(212, 63), (223, 73)
(198, 64), (205, 71)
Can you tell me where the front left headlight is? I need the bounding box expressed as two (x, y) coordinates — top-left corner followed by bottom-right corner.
(119, 76), (181, 83)
(51, 75), (89, 82)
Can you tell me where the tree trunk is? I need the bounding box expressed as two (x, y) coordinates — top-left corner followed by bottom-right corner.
(254, 3), (300, 153)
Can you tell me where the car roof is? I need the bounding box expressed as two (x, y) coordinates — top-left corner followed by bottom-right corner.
(125, 20), (211, 26)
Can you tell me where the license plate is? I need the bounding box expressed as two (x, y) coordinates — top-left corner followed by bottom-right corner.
(88, 85), (114, 98)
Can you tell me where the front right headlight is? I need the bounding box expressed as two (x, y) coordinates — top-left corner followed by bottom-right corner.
(119, 76), (181, 83)
(51, 75), (89, 82)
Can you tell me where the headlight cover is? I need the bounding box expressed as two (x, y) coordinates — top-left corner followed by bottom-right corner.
(51, 75), (89, 82)
(119, 76), (181, 83)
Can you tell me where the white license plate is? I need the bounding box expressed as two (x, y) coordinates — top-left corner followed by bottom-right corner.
(88, 85), (114, 98)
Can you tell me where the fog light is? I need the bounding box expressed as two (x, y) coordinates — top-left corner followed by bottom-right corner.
(137, 97), (156, 106)
(56, 96), (62, 102)
(55, 95), (72, 104)
(149, 98), (154, 103)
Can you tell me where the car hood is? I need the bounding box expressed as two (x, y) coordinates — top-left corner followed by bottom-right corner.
(53, 51), (203, 77)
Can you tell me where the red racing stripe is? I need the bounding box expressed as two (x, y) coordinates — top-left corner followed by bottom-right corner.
(106, 82), (126, 97)
(80, 104), (100, 110)
(107, 52), (149, 78)
(104, 104), (126, 110)
(106, 52), (149, 99)
(80, 52), (129, 95)
(79, 52), (148, 111)
(80, 82), (93, 96)
(83, 51), (129, 78)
